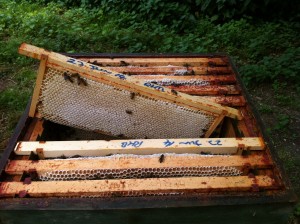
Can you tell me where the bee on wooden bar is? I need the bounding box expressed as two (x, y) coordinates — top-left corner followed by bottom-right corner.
(183, 63), (190, 68)
(171, 89), (178, 95)
(130, 92), (136, 100)
(63, 72), (73, 83)
(159, 154), (165, 163)
(120, 60), (129, 66)
(126, 109), (132, 115)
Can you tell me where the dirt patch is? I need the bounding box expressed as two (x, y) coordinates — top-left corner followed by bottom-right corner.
(249, 84), (300, 196)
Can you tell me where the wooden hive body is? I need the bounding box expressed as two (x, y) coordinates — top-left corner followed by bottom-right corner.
(0, 50), (295, 224)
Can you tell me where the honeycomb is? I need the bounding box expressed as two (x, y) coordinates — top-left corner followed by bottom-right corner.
(37, 68), (216, 139)
(143, 78), (210, 86)
(39, 154), (242, 181)
(80, 191), (185, 198)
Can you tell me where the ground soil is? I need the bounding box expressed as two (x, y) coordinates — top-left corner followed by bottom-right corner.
(250, 84), (300, 197)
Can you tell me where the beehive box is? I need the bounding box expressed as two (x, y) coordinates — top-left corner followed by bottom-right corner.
(0, 51), (296, 224)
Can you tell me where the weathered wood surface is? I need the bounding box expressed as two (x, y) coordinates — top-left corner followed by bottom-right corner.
(79, 57), (228, 66)
(130, 75), (236, 84)
(28, 55), (48, 117)
(81, 66), (231, 75)
(0, 176), (276, 198)
(194, 96), (246, 106)
(5, 154), (272, 175)
(170, 85), (240, 95)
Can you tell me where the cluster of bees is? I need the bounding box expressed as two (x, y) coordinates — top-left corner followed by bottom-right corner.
(63, 72), (87, 86)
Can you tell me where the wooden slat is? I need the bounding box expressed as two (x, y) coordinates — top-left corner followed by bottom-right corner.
(5, 154), (272, 175)
(196, 96), (246, 107)
(28, 55), (47, 117)
(18, 43), (242, 120)
(89, 66), (231, 75)
(14, 137), (265, 157)
(0, 176), (276, 198)
(170, 85), (240, 95)
(79, 57), (227, 66)
(28, 119), (44, 141)
(205, 111), (227, 138)
(133, 75), (236, 85)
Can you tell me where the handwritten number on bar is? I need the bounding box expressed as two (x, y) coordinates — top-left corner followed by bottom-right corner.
(77, 61), (84, 67)
(121, 141), (144, 148)
(163, 139), (175, 147)
(66, 58), (76, 64)
(66, 59), (113, 74)
(179, 140), (202, 146)
(144, 82), (165, 92)
(115, 74), (126, 80)
(208, 140), (222, 145)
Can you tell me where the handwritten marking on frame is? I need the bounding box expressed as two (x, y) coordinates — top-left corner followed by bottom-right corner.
(208, 140), (222, 146)
(163, 139), (175, 147)
(179, 140), (202, 146)
(121, 141), (144, 148)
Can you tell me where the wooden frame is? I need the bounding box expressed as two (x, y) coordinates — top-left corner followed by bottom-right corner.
(82, 66), (231, 75)
(28, 55), (48, 117)
(14, 137), (265, 157)
(19, 43), (242, 125)
(0, 176), (277, 198)
(5, 154), (272, 175)
(125, 75), (236, 83)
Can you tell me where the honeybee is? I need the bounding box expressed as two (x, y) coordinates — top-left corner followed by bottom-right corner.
(130, 92), (135, 100)
(183, 63), (190, 68)
(159, 154), (165, 163)
(72, 73), (88, 86)
(171, 89), (178, 95)
(63, 72), (73, 83)
(120, 60), (129, 66)
(126, 110), (132, 115)
(77, 77), (87, 86)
